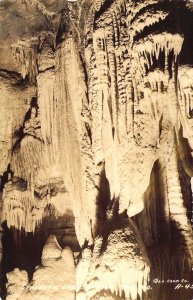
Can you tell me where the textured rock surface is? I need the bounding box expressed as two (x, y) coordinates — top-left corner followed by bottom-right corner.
(6, 235), (76, 300)
(76, 218), (150, 300)
(0, 0), (193, 300)
(6, 268), (28, 300)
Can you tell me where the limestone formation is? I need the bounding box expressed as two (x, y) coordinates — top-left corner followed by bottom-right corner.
(0, 1), (193, 300)
(6, 235), (76, 300)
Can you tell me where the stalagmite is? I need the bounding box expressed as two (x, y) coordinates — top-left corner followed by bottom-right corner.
(6, 269), (28, 300)
(77, 218), (150, 300)
(6, 235), (76, 300)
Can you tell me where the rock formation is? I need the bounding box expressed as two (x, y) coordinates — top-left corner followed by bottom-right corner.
(0, 0), (193, 299)
(6, 235), (76, 300)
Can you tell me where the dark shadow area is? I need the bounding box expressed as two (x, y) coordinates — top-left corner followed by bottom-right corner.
(0, 210), (80, 299)
(0, 165), (13, 193)
(177, 127), (193, 222)
(134, 1), (185, 42)
(133, 0), (193, 70)
(12, 96), (40, 152)
(0, 222), (44, 299)
(94, 162), (111, 238)
(178, 3), (193, 66)
(133, 137), (193, 300)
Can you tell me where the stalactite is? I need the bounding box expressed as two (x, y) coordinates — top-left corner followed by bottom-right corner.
(84, 6), (185, 221)
(0, 79), (35, 176)
(53, 32), (100, 245)
(0, 98), (13, 176)
(129, 10), (169, 37)
(165, 132), (193, 258)
(1, 0), (188, 242)
(2, 181), (47, 232)
(11, 32), (55, 81)
(116, 51), (128, 141)
(178, 66), (193, 149)
(105, 24), (117, 132)
(37, 70), (56, 167)
(22, 0), (57, 22)
(131, 33), (183, 79)
(1, 2), (193, 300)
(92, 29), (108, 165)
(12, 39), (38, 81)
(11, 136), (43, 183)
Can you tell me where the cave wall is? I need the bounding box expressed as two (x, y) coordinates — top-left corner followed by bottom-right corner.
(0, 1), (193, 300)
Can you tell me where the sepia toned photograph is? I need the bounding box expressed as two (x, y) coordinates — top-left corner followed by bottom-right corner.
(0, 0), (193, 299)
